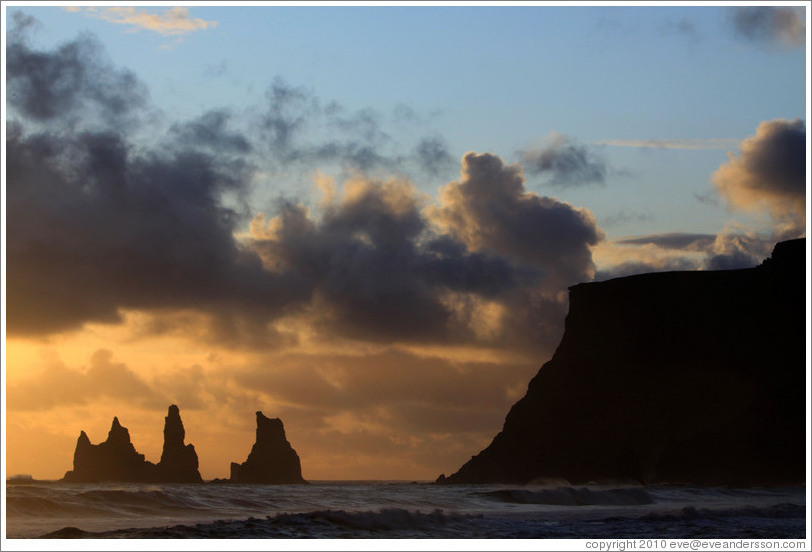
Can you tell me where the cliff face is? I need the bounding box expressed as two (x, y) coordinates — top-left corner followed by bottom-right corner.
(230, 412), (306, 484)
(441, 239), (806, 486)
(63, 405), (202, 483)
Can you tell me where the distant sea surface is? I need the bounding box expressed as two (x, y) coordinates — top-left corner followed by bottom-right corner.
(5, 481), (806, 539)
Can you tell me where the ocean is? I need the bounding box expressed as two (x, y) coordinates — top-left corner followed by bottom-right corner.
(4, 480), (807, 540)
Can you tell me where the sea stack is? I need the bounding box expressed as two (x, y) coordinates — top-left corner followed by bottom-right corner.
(440, 239), (806, 487)
(62, 405), (202, 483)
(157, 404), (203, 483)
(230, 412), (306, 484)
(63, 417), (156, 482)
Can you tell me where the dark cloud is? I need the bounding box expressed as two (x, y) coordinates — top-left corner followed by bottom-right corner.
(729, 7), (806, 48)
(249, 178), (539, 344)
(260, 78), (319, 154)
(433, 152), (603, 289)
(256, 79), (398, 173)
(6, 121), (308, 336)
(255, 78), (451, 175)
(6, 23), (148, 129)
(520, 132), (609, 187)
(429, 152), (604, 350)
(712, 118), (806, 234)
(616, 233), (716, 251)
(8, 10), (40, 42)
(6, 22), (602, 357)
(415, 136), (455, 175)
(169, 110), (251, 154)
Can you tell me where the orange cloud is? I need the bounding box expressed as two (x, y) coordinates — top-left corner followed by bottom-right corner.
(5, 341), (540, 480)
(7, 349), (163, 412)
(83, 7), (218, 36)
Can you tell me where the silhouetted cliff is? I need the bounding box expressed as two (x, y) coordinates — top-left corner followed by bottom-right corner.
(62, 405), (202, 483)
(440, 239), (806, 486)
(230, 412), (306, 484)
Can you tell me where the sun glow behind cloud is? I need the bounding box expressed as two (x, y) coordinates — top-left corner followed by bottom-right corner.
(3, 5), (807, 483)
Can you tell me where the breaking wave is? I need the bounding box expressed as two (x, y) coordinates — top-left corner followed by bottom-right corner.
(7, 482), (806, 539)
(39, 502), (808, 539)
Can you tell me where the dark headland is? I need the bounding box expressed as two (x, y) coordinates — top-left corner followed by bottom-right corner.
(438, 238), (806, 487)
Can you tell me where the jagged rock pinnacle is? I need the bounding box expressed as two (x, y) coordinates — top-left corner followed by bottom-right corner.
(229, 411), (306, 484)
(62, 405), (202, 483)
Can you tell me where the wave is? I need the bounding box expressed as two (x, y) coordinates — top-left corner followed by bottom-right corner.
(39, 503), (808, 539)
(641, 503), (806, 521)
(5, 496), (109, 517)
(76, 489), (206, 511)
(475, 486), (654, 506)
(12, 482), (806, 539)
(7, 487), (210, 520)
(40, 509), (489, 539)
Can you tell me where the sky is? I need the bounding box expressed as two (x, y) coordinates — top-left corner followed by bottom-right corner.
(2, 2), (809, 481)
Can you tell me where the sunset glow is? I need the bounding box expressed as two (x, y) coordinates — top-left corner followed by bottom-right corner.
(3, 3), (808, 486)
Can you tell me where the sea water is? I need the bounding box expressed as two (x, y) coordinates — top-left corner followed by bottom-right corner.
(4, 481), (806, 539)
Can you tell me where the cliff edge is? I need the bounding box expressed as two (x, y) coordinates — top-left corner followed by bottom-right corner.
(440, 238), (806, 486)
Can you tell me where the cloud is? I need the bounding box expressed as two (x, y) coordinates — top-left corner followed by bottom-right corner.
(702, 229), (776, 271)
(520, 132), (609, 187)
(593, 227), (780, 280)
(235, 350), (533, 416)
(712, 118), (806, 234)
(597, 138), (742, 150)
(79, 7), (218, 36)
(6, 21), (604, 361)
(8, 10), (40, 42)
(426, 152), (605, 350)
(6, 28), (148, 127)
(247, 173), (549, 348)
(593, 238), (705, 280)
(229, 349), (539, 477)
(169, 110), (252, 154)
(415, 136), (455, 175)
(7, 350), (164, 411)
(431, 152), (603, 289)
(5, 123), (306, 337)
(253, 78), (449, 176)
(615, 233), (716, 252)
(729, 7), (806, 48)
